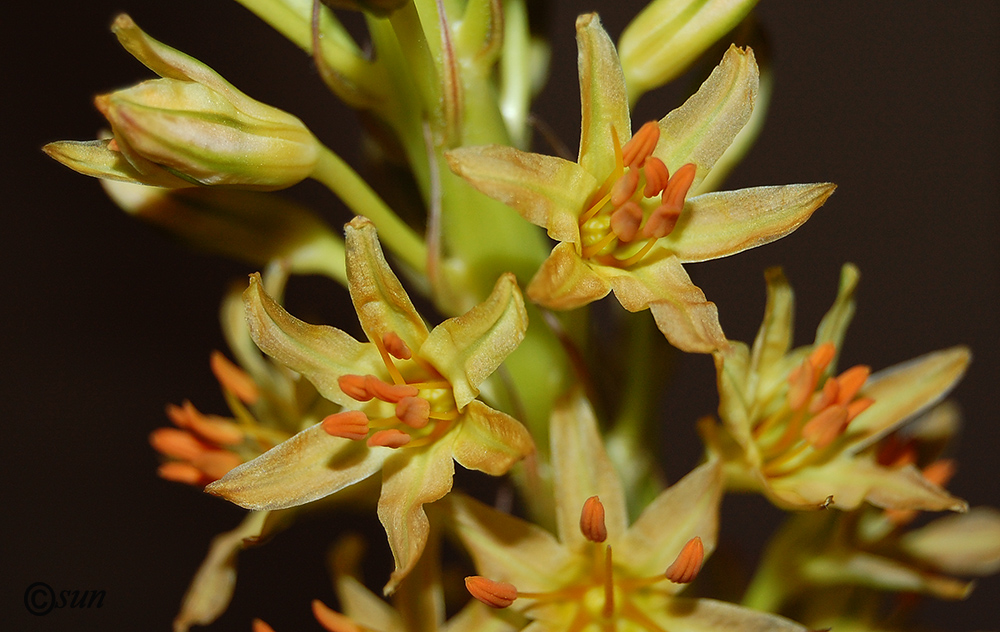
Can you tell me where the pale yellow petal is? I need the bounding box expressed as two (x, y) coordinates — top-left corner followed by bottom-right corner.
(812, 263), (859, 353)
(899, 506), (1000, 576)
(801, 551), (973, 600)
(330, 536), (406, 631)
(576, 13), (631, 180)
(452, 400), (534, 475)
(663, 184), (836, 263)
(647, 596), (810, 632)
(526, 242), (612, 309)
(43, 139), (191, 187)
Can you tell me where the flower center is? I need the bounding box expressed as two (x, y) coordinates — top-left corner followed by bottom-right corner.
(578, 121), (696, 269)
(321, 331), (459, 449)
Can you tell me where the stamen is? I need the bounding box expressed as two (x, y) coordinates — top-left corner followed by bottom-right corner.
(150, 428), (207, 461)
(580, 496), (608, 543)
(846, 397), (874, 422)
(658, 163), (696, 216)
(610, 168), (640, 207)
(193, 449), (244, 480)
(252, 619), (277, 632)
(382, 332), (413, 360)
(922, 459), (956, 488)
(395, 396), (431, 429)
(801, 405), (849, 449)
(808, 342), (837, 373)
(365, 375), (419, 403)
(621, 121), (660, 168)
(338, 374), (373, 401)
(613, 238), (658, 269)
(835, 365), (871, 405)
(210, 351), (260, 404)
(642, 157), (670, 198)
(581, 231), (619, 259)
(809, 377), (841, 414)
(157, 461), (205, 485)
(465, 576), (517, 608)
(665, 537), (704, 584)
(610, 201), (643, 243)
(787, 359), (817, 411)
(640, 204), (681, 239)
(602, 545), (615, 618)
(322, 410), (370, 440)
(311, 599), (364, 632)
(178, 401), (244, 445)
(367, 428), (412, 448)
(877, 434), (918, 467)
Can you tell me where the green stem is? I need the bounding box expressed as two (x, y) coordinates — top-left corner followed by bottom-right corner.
(310, 146), (427, 273)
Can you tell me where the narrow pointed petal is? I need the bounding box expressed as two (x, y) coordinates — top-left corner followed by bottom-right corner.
(550, 390), (628, 546)
(330, 537), (406, 631)
(206, 423), (388, 510)
(663, 184), (836, 263)
(452, 400), (534, 475)
(813, 263), (859, 352)
(527, 242), (613, 309)
(653, 45), (758, 192)
(844, 346), (971, 452)
(749, 267), (795, 393)
(607, 254), (727, 353)
(379, 440), (456, 594)
(345, 216), (430, 351)
(43, 139), (191, 187)
(899, 507), (1000, 576)
(441, 600), (521, 632)
(420, 274), (528, 409)
(243, 273), (384, 407)
(576, 13), (631, 180)
(649, 596), (810, 632)
(617, 461), (723, 577)
(446, 493), (575, 591)
(801, 550), (973, 600)
(446, 146), (596, 242)
(713, 343), (757, 451)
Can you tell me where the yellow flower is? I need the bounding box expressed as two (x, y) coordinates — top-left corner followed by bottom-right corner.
(448, 390), (812, 632)
(207, 216), (534, 592)
(702, 264), (970, 512)
(447, 13), (834, 353)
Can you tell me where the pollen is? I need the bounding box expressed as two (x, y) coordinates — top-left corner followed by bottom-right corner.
(580, 495), (608, 543)
(321, 410), (370, 440)
(664, 537), (704, 584)
(465, 576), (518, 608)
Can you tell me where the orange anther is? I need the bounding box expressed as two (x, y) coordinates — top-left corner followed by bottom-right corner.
(311, 599), (364, 632)
(809, 377), (841, 414)
(665, 537), (704, 584)
(107, 138), (120, 152)
(365, 375), (419, 403)
(610, 168), (640, 207)
(157, 461), (206, 485)
(580, 495), (608, 543)
(621, 121), (660, 168)
(338, 374), (373, 401)
(150, 428), (206, 461)
(659, 162), (696, 211)
(642, 157), (670, 198)
(395, 396), (430, 429)
(801, 405), (850, 449)
(367, 428), (412, 449)
(179, 400), (244, 445)
(835, 365), (871, 405)
(210, 351), (259, 404)
(322, 410), (370, 440)
(610, 201), (643, 242)
(922, 459), (956, 488)
(876, 435), (918, 467)
(465, 576), (517, 608)
(641, 204), (681, 239)
(787, 359), (817, 411)
(808, 342), (837, 373)
(845, 397), (874, 422)
(382, 331), (413, 360)
(193, 449), (244, 481)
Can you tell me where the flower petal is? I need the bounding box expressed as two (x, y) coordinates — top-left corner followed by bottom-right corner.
(647, 596), (810, 632)
(243, 272), (384, 407)
(653, 44), (758, 193)
(206, 423), (388, 510)
(527, 242), (612, 309)
(899, 507), (1000, 576)
(445, 146), (596, 242)
(346, 216), (430, 351)
(550, 390), (628, 547)
(42, 139), (191, 187)
(813, 263), (860, 354)
(617, 461), (723, 577)
(749, 266), (795, 388)
(379, 439), (456, 594)
(330, 536), (406, 631)
(663, 184), (836, 263)
(452, 400), (534, 475)
(576, 13), (631, 180)
(801, 550), (973, 600)
(421, 274), (528, 409)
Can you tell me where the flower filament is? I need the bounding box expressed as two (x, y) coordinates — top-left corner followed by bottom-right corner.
(322, 331), (458, 449)
(578, 122), (697, 269)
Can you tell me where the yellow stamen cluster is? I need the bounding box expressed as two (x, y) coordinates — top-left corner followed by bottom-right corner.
(322, 330), (458, 450)
(579, 121), (697, 268)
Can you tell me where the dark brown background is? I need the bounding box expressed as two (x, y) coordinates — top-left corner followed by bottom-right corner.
(4, 1), (997, 630)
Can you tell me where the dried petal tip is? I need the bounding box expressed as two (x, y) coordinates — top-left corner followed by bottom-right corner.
(210, 351), (259, 404)
(665, 537), (704, 584)
(580, 495), (608, 542)
(383, 331), (412, 360)
(367, 428), (411, 448)
(322, 410), (370, 440)
(465, 576), (517, 608)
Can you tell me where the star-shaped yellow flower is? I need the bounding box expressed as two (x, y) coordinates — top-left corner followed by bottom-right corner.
(446, 13), (835, 353)
(448, 390), (812, 632)
(702, 264), (970, 512)
(207, 216), (534, 592)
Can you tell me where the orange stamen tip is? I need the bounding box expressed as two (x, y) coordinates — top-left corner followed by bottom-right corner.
(787, 359), (817, 411)
(809, 342), (837, 372)
(661, 162), (697, 207)
(157, 461), (206, 486)
(210, 351), (259, 404)
(665, 537), (704, 584)
(465, 576), (517, 608)
(107, 138), (120, 152)
(193, 449), (244, 481)
(338, 374), (373, 401)
(610, 201), (643, 243)
(836, 365), (871, 405)
(846, 397), (874, 422)
(801, 405), (850, 449)
(642, 157), (670, 198)
(365, 375), (419, 403)
(922, 459), (956, 488)
(150, 427), (206, 461)
(809, 377), (841, 414)
(610, 168), (640, 207)
(641, 204), (681, 239)
(252, 619), (277, 632)
(322, 410), (370, 440)
(311, 599), (364, 632)
(622, 121), (660, 168)
(367, 428), (411, 449)
(579, 495), (608, 543)
(877, 434), (918, 467)
(180, 400), (244, 445)
(382, 331), (413, 360)
(395, 396), (431, 429)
